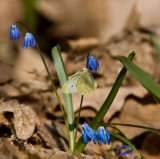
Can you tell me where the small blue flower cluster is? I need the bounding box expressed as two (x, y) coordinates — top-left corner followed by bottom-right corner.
(82, 123), (110, 145)
(116, 145), (133, 157)
(10, 24), (35, 48)
(87, 55), (99, 71)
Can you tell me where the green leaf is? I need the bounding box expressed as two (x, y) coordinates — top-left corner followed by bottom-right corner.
(22, 0), (38, 33)
(51, 45), (75, 152)
(75, 52), (135, 152)
(150, 34), (160, 59)
(118, 56), (160, 102)
(97, 122), (160, 133)
(109, 131), (141, 159)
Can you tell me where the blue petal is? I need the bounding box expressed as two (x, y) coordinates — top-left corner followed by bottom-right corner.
(87, 55), (99, 71)
(31, 35), (36, 48)
(117, 150), (132, 157)
(105, 129), (111, 145)
(82, 128), (88, 144)
(82, 123), (97, 144)
(10, 24), (21, 40)
(97, 127), (110, 145)
(23, 32), (35, 48)
(116, 145), (133, 157)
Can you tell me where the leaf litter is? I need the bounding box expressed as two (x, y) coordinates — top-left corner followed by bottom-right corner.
(1, 0), (160, 158)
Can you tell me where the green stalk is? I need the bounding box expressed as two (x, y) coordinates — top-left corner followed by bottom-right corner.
(73, 95), (84, 152)
(51, 46), (74, 152)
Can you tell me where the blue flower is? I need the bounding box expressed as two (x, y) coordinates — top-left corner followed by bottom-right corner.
(116, 145), (133, 157)
(10, 24), (21, 40)
(87, 55), (99, 71)
(82, 123), (97, 144)
(22, 32), (35, 48)
(97, 126), (110, 145)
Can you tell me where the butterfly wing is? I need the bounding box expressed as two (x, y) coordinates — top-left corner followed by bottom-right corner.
(62, 72), (81, 94)
(77, 68), (97, 95)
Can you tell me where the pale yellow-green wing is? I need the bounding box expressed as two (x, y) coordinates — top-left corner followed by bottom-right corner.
(77, 68), (97, 95)
(62, 71), (81, 94)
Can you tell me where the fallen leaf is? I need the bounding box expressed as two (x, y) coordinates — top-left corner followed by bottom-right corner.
(68, 38), (101, 52)
(111, 99), (160, 139)
(141, 132), (160, 155)
(53, 86), (147, 121)
(0, 99), (40, 140)
(24, 143), (77, 159)
(39, 118), (69, 151)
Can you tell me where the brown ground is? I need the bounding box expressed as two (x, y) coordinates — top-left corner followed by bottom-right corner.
(0, 1), (160, 159)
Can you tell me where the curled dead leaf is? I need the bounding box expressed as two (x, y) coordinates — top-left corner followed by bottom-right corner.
(0, 99), (40, 140)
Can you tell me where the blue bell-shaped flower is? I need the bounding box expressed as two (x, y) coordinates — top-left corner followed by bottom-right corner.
(22, 32), (35, 48)
(87, 55), (99, 71)
(116, 145), (133, 157)
(10, 24), (21, 40)
(97, 126), (110, 145)
(82, 123), (97, 144)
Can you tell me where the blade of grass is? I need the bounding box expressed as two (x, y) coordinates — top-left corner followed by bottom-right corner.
(107, 123), (160, 133)
(108, 131), (141, 159)
(107, 125), (128, 138)
(51, 45), (75, 153)
(89, 122), (160, 133)
(118, 56), (160, 102)
(75, 51), (135, 152)
(150, 34), (160, 59)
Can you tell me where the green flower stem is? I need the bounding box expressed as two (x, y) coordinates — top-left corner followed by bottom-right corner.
(51, 46), (74, 153)
(73, 95), (84, 152)
(75, 52), (135, 152)
(15, 22), (31, 32)
(15, 22), (70, 149)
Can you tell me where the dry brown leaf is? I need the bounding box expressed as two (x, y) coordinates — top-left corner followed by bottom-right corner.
(0, 45), (55, 97)
(68, 38), (101, 52)
(80, 153), (96, 159)
(36, 0), (160, 42)
(111, 99), (160, 139)
(24, 143), (77, 159)
(141, 132), (160, 155)
(0, 99), (40, 140)
(53, 86), (147, 121)
(39, 118), (69, 151)
(0, 112), (10, 126)
(0, 138), (28, 159)
(107, 31), (157, 78)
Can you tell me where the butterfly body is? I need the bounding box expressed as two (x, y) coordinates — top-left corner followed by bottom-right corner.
(62, 67), (97, 95)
